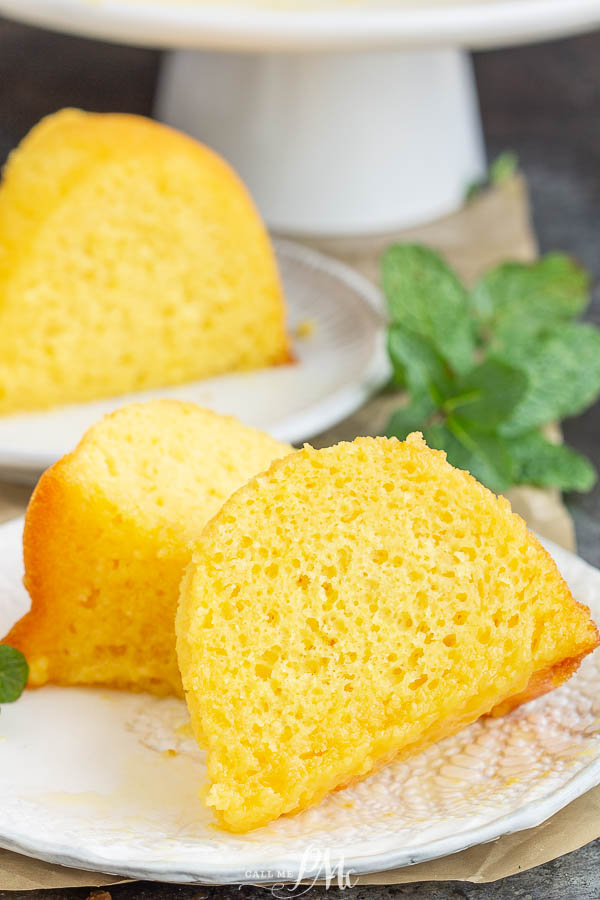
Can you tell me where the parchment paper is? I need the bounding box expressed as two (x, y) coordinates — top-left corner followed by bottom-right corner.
(0, 176), (591, 890)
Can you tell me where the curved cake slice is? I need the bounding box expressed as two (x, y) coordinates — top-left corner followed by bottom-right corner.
(177, 433), (599, 832)
(3, 400), (291, 696)
(0, 108), (289, 414)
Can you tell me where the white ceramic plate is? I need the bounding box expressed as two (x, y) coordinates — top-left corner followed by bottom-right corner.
(1, 516), (600, 883)
(0, 0), (599, 50)
(0, 240), (389, 482)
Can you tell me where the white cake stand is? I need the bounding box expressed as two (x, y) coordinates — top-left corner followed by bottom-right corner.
(1, 0), (599, 235)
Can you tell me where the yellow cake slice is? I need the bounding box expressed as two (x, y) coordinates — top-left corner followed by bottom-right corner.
(0, 108), (290, 414)
(177, 433), (599, 832)
(3, 400), (291, 696)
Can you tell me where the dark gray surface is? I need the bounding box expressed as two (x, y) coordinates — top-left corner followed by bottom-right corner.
(5, 865), (600, 900)
(0, 17), (598, 898)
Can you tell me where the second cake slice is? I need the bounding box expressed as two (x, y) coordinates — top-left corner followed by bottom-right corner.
(4, 399), (291, 696)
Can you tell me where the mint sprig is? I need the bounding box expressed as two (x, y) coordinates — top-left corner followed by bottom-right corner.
(383, 244), (599, 494)
(0, 645), (28, 703)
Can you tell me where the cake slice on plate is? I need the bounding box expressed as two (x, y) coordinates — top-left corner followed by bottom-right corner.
(177, 433), (599, 832)
(0, 108), (290, 414)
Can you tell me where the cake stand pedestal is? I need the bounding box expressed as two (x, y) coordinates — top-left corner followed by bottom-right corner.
(155, 46), (485, 235)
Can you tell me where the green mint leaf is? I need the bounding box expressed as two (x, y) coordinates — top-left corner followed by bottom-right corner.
(385, 392), (436, 440)
(0, 645), (28, 703)
(499, 322), (600, 436)
(507, 431), (597, 492)
(387, 326), (449, 401)
(472, 254), (589, 344)
(424, 419), (514, 494)
(445, 358), (528, 431)
(382, 244), (475, 375)
(489, 151), (519, 186)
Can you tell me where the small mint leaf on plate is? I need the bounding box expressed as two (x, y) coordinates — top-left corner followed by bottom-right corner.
(382, 244), (475, 376)
(385, 392), (436, 440)
(500, 322), (600, 436)
(445, 359), (528, 431)
(424, 419), (514, 494)
(0, 645), (28, 703)
(508, 431), (597, 493)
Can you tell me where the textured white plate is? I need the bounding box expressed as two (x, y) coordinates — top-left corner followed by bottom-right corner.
(0, 0), (599, 50)
(0, 240), (389, 482)
(1, 516), (600, 883)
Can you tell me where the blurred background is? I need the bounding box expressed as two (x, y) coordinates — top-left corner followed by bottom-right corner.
(0, 16), (598, 563)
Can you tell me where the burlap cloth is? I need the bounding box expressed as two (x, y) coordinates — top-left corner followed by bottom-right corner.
(0, 176), (594, 891)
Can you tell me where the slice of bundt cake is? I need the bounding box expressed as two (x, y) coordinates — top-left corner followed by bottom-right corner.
(3, 400), (291, 696)
(177, 433), (599, 832)
(0, 108), (290, 414)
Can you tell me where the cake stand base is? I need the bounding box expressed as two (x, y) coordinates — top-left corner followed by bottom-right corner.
(155, 47), (485, 237)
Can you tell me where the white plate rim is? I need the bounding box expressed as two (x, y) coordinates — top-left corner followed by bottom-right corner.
(1, 516), (600, 884)
(2, 757), (600, 882)
(0, 0), (599, 51)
